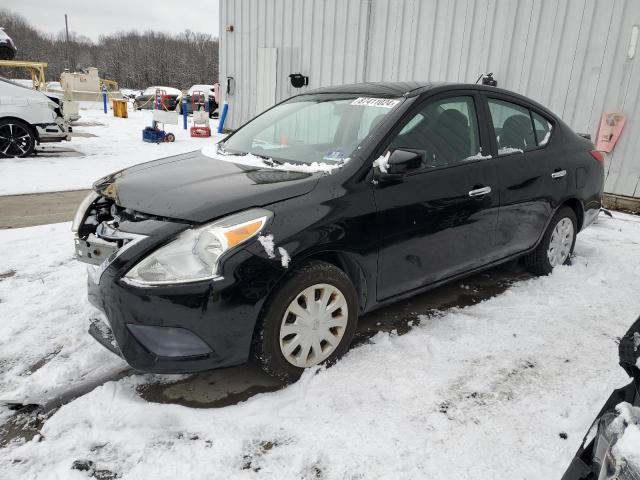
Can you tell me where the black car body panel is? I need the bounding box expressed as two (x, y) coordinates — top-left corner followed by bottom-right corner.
(95, 151), (321, 223)
(77, 82), (604, 373)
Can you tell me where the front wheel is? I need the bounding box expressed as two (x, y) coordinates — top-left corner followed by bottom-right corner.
(0, 119), (36, 158)
(525, 206), (577, 275)
(253, 261), (358, 382)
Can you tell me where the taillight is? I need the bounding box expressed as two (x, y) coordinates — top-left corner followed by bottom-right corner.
(590, 150), (604, 163)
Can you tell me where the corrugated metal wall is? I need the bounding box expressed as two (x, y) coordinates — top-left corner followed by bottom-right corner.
(219, 0), (640, 197)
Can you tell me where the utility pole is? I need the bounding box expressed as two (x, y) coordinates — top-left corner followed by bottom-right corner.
(64, 14), (70, 70)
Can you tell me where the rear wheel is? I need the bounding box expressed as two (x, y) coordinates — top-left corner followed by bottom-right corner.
(525, 206), (577, 275)
(253, 261), (358, 382)
(0, 119), (36, 158)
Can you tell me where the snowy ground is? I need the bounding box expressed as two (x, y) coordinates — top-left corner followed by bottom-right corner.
(0, 212), (639, 479)
(0, 104), (220, 196)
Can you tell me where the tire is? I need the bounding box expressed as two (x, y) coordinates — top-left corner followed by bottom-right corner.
(253, 260), (358, 382)
(0, 46), (15, 61)
(164, 133), (175, 143)
(0, 119), (36, 158)
(524, 206), (577, 276)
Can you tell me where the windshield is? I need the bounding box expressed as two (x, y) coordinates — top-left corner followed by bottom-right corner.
(220, 94), (401, 165)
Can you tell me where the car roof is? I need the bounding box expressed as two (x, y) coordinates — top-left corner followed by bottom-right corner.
(305, 81), (437, 97)
(304, 81), (558, 118)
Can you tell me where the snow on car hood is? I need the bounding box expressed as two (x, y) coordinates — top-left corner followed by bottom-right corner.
(611, 402), (640, 472)
(201, 143), (345, 174)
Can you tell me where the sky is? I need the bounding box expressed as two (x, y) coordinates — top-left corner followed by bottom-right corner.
(2, 0), (220, 41)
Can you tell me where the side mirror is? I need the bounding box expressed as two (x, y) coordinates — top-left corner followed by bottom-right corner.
(376, 149), (422, 182)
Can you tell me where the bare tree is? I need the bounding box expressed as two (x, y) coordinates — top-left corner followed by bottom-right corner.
(0, 8), (219, 89)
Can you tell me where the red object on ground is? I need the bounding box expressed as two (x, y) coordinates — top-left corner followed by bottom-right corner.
(190, 126), (211, 138)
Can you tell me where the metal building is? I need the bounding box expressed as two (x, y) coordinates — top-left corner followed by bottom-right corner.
(218, 0), (640, 203)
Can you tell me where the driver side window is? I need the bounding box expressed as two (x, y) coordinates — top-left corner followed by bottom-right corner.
(389, 96), (482, 169)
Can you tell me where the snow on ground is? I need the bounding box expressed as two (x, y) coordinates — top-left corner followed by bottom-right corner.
(0, 104), (221, 196)
(1, 213), (640, 479)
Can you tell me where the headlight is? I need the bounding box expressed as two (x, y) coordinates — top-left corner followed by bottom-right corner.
(123, 208), (272, 286)
(71, 191), (99, 232)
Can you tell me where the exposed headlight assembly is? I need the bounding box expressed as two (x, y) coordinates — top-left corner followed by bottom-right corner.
(124, 208), (272, 286)
(71, 191), (99, 233)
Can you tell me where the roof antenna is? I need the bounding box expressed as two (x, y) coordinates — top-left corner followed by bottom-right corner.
(477, 73), (498, 87)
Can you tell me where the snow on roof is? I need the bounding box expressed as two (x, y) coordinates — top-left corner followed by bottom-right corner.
(142, 86), (182, 96)
(188, 84), (215, 95)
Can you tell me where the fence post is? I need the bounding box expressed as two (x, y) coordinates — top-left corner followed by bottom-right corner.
(182, 96), (188, 130)
(217, 101), (229, 134)
(102, 86), (107, 114)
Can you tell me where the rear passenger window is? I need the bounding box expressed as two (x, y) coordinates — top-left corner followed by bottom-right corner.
(532, 111), (553, 146)
(488, 99), (536, 155)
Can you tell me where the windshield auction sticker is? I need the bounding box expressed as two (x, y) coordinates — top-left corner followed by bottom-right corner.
(350, 97), (400, 108)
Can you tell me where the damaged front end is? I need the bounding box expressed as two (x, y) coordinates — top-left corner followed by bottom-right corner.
(69, 182), (274, 373)
(72, 190), (148, 269)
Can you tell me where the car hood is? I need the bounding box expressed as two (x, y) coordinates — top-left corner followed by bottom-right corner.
(94, 150), (321, 223)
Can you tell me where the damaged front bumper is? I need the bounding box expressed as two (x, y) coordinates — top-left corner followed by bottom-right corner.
(88, 308), (121, 358)
(73, 195), (281, 374)
(35, 120), (71, 143)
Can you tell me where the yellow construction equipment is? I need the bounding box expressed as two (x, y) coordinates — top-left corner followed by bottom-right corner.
(0, 60), (48, 90)
(100, 78), (119, 92)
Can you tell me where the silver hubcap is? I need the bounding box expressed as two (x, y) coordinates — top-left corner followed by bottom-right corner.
(547, 217), (574, 267)
(279, 283), (349, 368)
(0, 123), (32, 157)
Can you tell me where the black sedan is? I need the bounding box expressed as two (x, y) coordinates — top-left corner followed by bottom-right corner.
(562, 316), (640, 480)
(72, 82), (604, 381)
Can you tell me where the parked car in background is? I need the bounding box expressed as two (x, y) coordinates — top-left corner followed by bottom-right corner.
(120, 88), (143, 100)
(133, 86), (182, 111)
(0, 28), (16, 60)
(72, 82), (603, 381)
(562, 315), (640, 480)
(180, 84), (219, 117)
(0, 76), (71, 157)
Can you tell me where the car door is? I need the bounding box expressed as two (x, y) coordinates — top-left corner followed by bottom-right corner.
(483, 95), (563, 256)
(373, 92), (500, 301)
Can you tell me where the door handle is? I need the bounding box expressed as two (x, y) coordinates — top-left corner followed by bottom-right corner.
(468, 186), (492, 197)
(551, 169), (567, 179)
